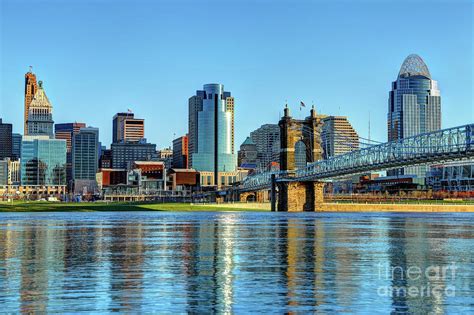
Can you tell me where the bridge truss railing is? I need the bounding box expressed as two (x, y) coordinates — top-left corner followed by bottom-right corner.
(297, 123), (473, 180)
(240, 124), (473, 190)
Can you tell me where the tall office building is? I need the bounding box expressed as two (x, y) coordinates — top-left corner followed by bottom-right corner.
(189, 84), (236, 182)
(172, 135), (189, 169)
(321, 116), (359, 159)
(188, 93), (204, 167)
(112, 112), (134, 143)
(20, 135), (67, 186)
(24, 70), (38, 135)
(12, 133), (22, 160)
(26, 81), (54, 137)
(72, 127), (99, 181)
(249, 124), (280, 170)
(0, 119), (13, 159)
(112, 112), (144, 143)
(387, 54), (441, 179)
(72, 128), (99, 194)
(55, 122), (87, 185)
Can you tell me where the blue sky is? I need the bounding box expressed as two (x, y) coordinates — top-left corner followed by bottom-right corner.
(1, 0), (472, 149)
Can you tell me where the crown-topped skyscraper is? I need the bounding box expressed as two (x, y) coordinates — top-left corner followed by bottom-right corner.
(26, 79), (54, 138)
(387, 54), (441, 180)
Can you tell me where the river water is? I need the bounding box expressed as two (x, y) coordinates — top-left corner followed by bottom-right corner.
(0, 211), (473, 313)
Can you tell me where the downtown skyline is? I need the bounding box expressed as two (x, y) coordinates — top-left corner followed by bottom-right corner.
(1, 0), (472, 149)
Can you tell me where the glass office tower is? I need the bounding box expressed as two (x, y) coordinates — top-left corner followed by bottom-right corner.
(21, 135), (67, 186)
(387, 54), (441, 180)
(191, 84), (237, 173)
(72, 127), (99, 181)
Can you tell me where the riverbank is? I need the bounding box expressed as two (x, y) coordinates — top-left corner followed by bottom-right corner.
(321, 202), (474, 212)
(1, 201), (473, 212)
(0, 201), (270, 212)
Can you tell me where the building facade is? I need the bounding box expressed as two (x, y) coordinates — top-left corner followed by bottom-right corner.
(237, 137), (258, 169)
(321, 116), (359, 159)
(199, 169), (249, 187)
(172, 135), (188, 169)
(249, 124), (280, 171)
(157, 147), (173, 169)
(12, 133), (22, 160)
(20, 135), (67, 186)
(111, 142), (157, 169)
(388, 54), (441, 179)
(188, 93), (204, 168)
(426, 160), (474, 192)
(112, 112), (144, 143)
(8, 159), (21, 185)
(0, 159), (7, 186)
(99, 149), (112, 168)
(190, 84), (237, 182)
(55, 122), (87, 185)
(24, 70), (38, 135)
(72, 127), (99, 181)
(0, 119), (13, 160)
(26, 81), (54, 137)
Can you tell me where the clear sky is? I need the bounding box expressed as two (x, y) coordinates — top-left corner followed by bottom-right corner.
(1, 0), (472, 149)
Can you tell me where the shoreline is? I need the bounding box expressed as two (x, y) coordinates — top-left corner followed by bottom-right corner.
(1, 201), (474, 212)
(319, 202), (474, 212)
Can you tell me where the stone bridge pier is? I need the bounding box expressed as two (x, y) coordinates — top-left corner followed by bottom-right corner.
(274, 105), (325, 211)
(274, 181), (324, 212)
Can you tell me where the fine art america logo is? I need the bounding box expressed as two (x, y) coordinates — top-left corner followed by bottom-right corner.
(377, 262), (457, 298)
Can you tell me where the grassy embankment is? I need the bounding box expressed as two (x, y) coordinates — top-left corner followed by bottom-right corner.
(0, 201), (271, 212)
(1, 200), (473, 212)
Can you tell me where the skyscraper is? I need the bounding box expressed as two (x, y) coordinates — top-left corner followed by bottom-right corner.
(72, 127), (99, 180)
(72, 127), (99, 194)
(188, 93), (204, 168)
(388, 54), (441, 179)
(249, 124), (280, 170)
(0, 119), (13, 160)
(24, 69), (38, 135)
(55, 122), (87, 185)
(12, 133), (22, 160)
(112, 112), (144, 143)
(321, 116), (359, 159)
(189, 84), (236, 181)
(26, 81), (54, 137)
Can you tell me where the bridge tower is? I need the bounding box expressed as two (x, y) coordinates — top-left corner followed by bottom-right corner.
(276, 105), (325, 211)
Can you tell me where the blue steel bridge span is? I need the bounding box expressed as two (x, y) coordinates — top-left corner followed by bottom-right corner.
(240, 123), (474, 191)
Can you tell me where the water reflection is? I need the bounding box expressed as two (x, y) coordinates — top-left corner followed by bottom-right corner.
(0, 212), (473, 313)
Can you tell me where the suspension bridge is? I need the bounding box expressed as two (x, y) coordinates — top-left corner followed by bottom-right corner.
(237, 107), (473, 211)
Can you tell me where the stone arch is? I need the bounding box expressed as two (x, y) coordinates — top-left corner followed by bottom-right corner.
(246, 194), (256, 202)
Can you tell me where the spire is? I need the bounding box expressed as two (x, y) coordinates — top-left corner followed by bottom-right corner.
(284, 103), (290, 118)
(310, 102), (317, 118)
